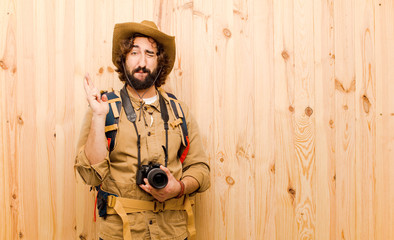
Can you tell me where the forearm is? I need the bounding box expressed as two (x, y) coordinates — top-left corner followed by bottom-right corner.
(84, 114), (108, 165)
(181, 176), (200, 195)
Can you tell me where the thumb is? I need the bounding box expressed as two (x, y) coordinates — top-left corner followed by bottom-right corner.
(160, 165), (172, 177)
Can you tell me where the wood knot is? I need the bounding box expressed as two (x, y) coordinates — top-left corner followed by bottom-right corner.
(12, 194), (17, 199)
(98, 67), (104, 74)
(329, 119), (334, 128)
(0, 60), (8, 70)
(79, 234), (86, 240)
(219, 157), (224, 162)
(362, 95), (371, 114)
(343, 105), (348, 111)
(289, 105), (294, 112)
(288, 187), (296, 198)
(226, 176), (235, 185)
(223, 28), (232, 38)
(107, 66), (114, 73)
(17, 115), (24, 125)
(281, 50), (289, 60)
(270, 163), (275, 174)
(305, 107), (313, 117)
(19, 232), (23, 238)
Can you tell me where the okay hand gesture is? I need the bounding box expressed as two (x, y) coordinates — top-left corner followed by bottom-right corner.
(83, 73), (109, 117)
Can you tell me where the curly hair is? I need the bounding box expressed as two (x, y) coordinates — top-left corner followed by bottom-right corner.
(115, 33), (171, 88)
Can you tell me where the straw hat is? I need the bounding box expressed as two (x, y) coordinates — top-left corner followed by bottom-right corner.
(112, 20), (176, 74)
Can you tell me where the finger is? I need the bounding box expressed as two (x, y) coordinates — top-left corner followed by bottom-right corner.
(83, 75), (90, 94)
(139, 183), (150, 193)
(85, 73), (92, 86)
(160, 165), (172, 177)
(144, 178), (150, 187)
(101, 94), (108, 102)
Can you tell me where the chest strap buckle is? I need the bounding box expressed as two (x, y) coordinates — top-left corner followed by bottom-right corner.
(107, 195), (116, 208)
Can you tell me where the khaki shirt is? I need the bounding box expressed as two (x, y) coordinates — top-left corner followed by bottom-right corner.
(75, 88), (210, 240)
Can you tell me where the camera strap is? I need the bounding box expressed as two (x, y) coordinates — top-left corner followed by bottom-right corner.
(159, 93), (169, 167)
(120, 85), (141, 167)
(120, 84), (170, 168)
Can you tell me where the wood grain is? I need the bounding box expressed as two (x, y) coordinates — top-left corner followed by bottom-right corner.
(375, 1), (394, 240)
(1, 0), (393, 239)
(253, 0), (275, 239)
(314, 0), (336, 239)
(334, 0), (357, 239)
(355, 1), (376, 239)
(273, 0), (298, 239)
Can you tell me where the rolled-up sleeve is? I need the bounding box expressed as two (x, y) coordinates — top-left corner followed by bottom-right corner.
(180, 104), (210, 193)
(74, 109), (110, 186)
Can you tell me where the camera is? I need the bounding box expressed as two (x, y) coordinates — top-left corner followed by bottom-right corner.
(136, 162), (168, 189)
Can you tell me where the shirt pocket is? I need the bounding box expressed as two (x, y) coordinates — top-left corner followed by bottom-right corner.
(162, 126), (182, 162)
(156, 210), (188, 238)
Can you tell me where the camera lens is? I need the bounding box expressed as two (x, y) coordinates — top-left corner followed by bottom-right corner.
(147, 168), (168, 189)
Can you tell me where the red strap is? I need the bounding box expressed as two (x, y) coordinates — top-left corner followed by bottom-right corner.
(94, 191), (98, 222)
(179, 136), (190, 163)
(107, 138), (111, 149)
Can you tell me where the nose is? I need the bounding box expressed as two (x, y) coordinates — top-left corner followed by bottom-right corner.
(137, 54), (147, 68)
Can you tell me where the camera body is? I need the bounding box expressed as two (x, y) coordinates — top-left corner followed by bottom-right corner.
(136, 162), (168, 189)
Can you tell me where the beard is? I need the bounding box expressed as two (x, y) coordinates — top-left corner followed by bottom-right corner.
(125, 66), (160, 90)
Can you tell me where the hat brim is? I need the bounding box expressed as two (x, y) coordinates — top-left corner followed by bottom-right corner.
(112, 22), (176, 74)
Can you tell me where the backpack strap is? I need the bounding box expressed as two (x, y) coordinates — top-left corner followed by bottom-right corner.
(101, 91), (122, 153)
(165, 92), (190, 164)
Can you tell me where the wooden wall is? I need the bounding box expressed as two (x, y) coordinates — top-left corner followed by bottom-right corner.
(1, 0), (393, 239)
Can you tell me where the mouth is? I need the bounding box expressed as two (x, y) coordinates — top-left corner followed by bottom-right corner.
(134, 71), (148, 79)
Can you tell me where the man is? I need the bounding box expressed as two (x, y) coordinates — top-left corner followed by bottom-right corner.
(75, 20), (210, 240)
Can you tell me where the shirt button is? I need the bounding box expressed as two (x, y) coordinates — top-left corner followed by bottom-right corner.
(149, 220), (153, 225)
(147, 132), (151, 136)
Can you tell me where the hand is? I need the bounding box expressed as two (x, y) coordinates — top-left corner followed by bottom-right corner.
(83, 73), (109, 117)
(139, 165), (182, 202)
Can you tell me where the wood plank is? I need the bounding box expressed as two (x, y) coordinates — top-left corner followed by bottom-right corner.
(74, 0), (98, 239)
(33, 0), (56, 238)
(273, 0), (298, 238)
(55, 0), (76, 238)
(375, 1), (394, 240)
(334, 0), (357, 239)
(92, 0), (115, 91)
(0, 1), (17, 240)
(314, 0), (336, 239)
(212, 0), (236, 238)
(253, 0), (275, 239)
(293, 0), (316, 238)
(232, 0), (255, 238)
(16, 0), (39, 238)
(169, 0), (194, 104)
(355, 1), (377, 239)
(190, 0), (215, 239)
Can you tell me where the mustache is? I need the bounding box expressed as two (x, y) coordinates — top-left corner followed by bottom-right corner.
(132, 66), (151, 74)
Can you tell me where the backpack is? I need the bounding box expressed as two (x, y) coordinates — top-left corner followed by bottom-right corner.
(101, 89), (190, 163)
